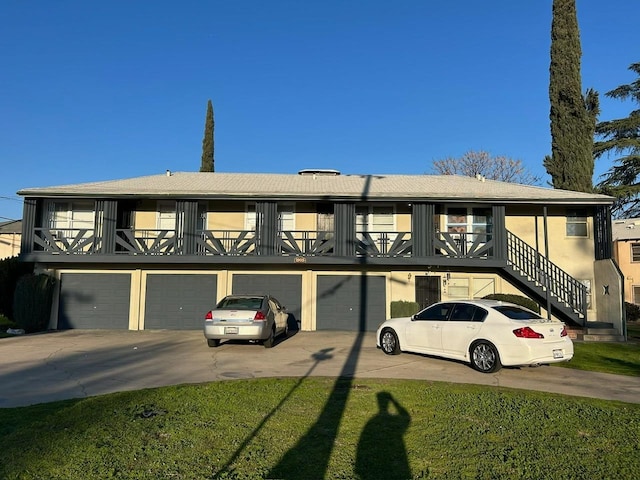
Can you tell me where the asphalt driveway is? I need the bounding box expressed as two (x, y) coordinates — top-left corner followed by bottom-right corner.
(1, 329), (639, 408)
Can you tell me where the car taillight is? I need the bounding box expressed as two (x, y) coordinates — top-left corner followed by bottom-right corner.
(560, 326), (567, 337)
(253, 311), (266, 321)
(513, 326), (544, 339)
(205, 311), (213, 320)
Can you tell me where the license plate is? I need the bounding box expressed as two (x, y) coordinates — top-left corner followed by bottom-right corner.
(553, 349), (563, 359)
(225, 327), (238, 334)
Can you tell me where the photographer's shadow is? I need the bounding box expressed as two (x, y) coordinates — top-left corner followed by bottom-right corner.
(355, 391), (411, 480)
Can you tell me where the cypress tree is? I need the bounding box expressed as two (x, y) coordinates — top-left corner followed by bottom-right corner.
(200, 100), (215, 172)
(544, 0), (598, 192)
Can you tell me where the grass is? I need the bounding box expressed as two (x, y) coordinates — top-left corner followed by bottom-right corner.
(0, 378), (639, 479)
(555, 340), (640, 376)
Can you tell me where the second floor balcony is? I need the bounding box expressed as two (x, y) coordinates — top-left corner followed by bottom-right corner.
(30, 226), (496, 262)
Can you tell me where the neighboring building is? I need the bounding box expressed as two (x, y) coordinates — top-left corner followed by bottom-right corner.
(17, 170), (624, 336)
(0, 220), (22, 260)
(612, 218), (640, 304)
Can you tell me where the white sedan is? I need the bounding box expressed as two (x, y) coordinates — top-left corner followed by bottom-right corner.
(376, 299), (574, 373)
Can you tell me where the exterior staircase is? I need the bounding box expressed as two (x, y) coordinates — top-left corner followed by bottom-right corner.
(504, 231), (587, 326)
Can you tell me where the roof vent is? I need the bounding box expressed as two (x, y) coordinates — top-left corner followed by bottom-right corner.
(166, 170), (172, 177)
(298, 169), (341, 176)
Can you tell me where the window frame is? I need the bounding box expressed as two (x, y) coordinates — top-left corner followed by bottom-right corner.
(566, 208), (588, 238)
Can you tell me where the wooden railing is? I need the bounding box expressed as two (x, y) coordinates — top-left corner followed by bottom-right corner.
(116, 229), (176, 255)
(355, 231), (412, 257)
(278, 231), (335, 256)
(33, 228), (96, 254)
(196, 230), (257, 256)
(434, 232), (494, 258)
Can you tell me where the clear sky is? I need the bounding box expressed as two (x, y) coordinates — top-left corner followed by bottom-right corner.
(1, 0), (638, 221)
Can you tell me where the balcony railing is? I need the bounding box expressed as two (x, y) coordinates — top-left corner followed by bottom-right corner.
(34, 228), (96, 254)
(196, 230), (257, 256)
(278, 230), (335, 256)
(355, 231), (412, 257)
(434, 232), (493, 258)
(116, 229), (176, 255)
(30, 228), (497, 259)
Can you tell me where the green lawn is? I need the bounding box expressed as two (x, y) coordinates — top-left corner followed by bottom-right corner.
(0, 378), (639, 479)
(556, 340), (640, 376)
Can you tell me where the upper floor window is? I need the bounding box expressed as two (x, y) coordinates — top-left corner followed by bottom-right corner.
(157, 201), (176, 230)
(631, 243), (640, 262)
(46, 200), (94, 231)
(566, 209), (588, 237)
(245, 203), (295, 231)
(356, 205), (394, 232)
(446, 207), (492, 235)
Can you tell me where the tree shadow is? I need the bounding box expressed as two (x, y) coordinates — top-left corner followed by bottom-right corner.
(355, 391), (411, 480)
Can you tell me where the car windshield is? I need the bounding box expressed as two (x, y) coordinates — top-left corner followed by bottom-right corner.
(492, 305), (542, 320)
(217, 297), (263, 310)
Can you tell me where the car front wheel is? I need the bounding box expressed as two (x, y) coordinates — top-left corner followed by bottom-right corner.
(207, 339), (220, 348)
(470, 341), (501, 373)
(380, 329), (400, 355)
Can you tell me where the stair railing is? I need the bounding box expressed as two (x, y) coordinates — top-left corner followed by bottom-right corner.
(506, 230), (587, 319)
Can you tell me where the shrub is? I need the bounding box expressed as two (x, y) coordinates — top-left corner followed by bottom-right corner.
(482, 293), (540, 313)
(0, 256), (34, 320)
(625, 302), (640, 322)
(0, 313), (17, 330)
(391, 300), (420, 318)
(13, 274), (56, 333)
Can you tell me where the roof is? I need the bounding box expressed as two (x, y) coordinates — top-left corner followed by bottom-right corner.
(17, 171), (615, 205)
(612, 217), (640, 241)
(0, 220), (22, 233)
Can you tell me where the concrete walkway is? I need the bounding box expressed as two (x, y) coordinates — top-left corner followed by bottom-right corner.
(1, 329), (639, 408)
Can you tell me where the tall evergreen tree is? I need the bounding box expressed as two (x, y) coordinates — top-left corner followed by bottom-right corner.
(200, 100), (215, 172)
(544, 0), (599, 192)
(595, 62), (640, 217)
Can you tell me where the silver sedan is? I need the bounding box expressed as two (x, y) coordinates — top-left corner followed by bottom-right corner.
(204, 294), (288, 348)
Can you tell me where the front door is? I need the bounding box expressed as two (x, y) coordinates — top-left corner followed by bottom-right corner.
(415, 276), (441, 310)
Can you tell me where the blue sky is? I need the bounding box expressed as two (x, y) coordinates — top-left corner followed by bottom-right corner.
(1, 0), (638, 221)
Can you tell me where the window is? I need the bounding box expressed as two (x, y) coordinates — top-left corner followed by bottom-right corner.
(446, 207), (492, 235)
(245, 203), (295, 231)
(449, 304), (488, 322)
(46, 201), (94, 231)
(632, 243), (640, 262)
(493, 305), (542, 320)
(633, 286), (640, 304)
(566, 209), (588, 237)
(448, 277), (470, 299)
(278, 205), (295, 231)
(356, 206), (394, 232)
(446, 207), (467, 233)
(157, 201), (176, 230)
(415, 302), (454, 321)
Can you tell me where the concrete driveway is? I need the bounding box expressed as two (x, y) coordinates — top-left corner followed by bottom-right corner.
(1, 329), (639, 408)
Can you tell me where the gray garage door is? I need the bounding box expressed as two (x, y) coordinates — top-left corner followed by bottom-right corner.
(58, 273), (131, 329)
(316, 275), (386, 331)
(232, 274), (302, 325)
(144, 274), (217, 330)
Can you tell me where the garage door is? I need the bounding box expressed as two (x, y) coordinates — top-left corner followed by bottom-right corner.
(232, 274), (302, 324)
(58, 273), (131, 329)
(144, 274), (217, 330)
(316, 275), (386, 331)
